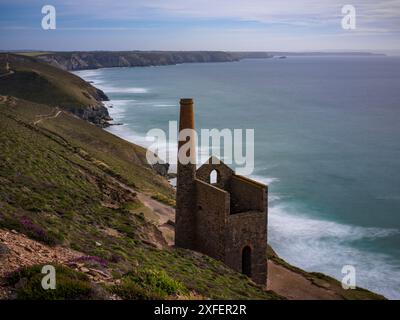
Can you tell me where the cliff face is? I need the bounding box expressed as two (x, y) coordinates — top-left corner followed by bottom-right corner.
(37, 51), (242, 71)
(0, 53), (111, 127)
(19, 51), (382, 72)
(72, 103), (111, 127)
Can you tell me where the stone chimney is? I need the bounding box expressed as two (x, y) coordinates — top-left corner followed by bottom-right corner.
(175, 98), (197, 249)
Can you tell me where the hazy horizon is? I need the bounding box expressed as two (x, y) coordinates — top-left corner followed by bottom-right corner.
(0, 49), (392, 54)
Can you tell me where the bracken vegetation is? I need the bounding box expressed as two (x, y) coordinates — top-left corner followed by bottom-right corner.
(111, 268), (187, 300)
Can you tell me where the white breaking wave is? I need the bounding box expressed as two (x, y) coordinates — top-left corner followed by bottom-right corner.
(107, 99), (136, 109)
(268, 204), (400, 299)
(250, 175), (280, 186)
(73, 70), (105, 87)
(105, 100), (137, 121)
(153, 104), (177, 107)
(73, 71), (148, 95)
(73, 69), (101, 78)
(268, 194), (281, 202)
(100, 86), (149, 94)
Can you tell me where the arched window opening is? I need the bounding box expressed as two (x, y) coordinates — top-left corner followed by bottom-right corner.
(210, 169), (218, 184)
(242, 246), (252, 277)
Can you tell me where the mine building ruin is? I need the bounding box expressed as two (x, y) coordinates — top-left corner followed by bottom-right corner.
(175, 98), (268, 285)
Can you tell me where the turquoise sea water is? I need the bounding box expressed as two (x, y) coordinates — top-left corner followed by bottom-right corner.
(75, 56), (400, 299)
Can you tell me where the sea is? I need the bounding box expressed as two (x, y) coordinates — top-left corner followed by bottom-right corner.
(74, 56), (400, 299)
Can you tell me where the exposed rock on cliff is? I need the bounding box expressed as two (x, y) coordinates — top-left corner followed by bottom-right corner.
(37, 51), (243, 71)
(73, 103), (112, 128)
(152, 162), (170, 177)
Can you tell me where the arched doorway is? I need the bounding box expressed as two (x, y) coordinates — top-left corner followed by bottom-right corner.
(242, 246), (252, 277)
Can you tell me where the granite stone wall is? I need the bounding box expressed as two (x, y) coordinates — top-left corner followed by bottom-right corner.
(195, 157), (234, 191)
(230, 175), (266, 214)
(225, 211), (268, 285)
(194, 179), (229, 260)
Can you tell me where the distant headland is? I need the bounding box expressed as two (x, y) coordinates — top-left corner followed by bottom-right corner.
(4, 50), (385, 71)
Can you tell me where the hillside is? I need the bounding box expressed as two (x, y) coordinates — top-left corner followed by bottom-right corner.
(0, 53), (110, 126)
(0, 95), (281, 300)
(0, 55), (385, 300)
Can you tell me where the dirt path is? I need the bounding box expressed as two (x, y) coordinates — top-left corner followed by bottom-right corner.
(34, 109), (62, 125)
(136, 193), (175, 225)
(267, 260), (341, 300)
(136, 193), (175, 245)
(99, 170), (175, 245)
(87, 168), (175, 246)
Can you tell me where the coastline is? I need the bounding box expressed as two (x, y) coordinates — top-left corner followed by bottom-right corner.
(35, 50), (384, 72)
(72, 63), (391, 300)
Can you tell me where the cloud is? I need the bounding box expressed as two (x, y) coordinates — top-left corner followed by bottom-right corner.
(1, 0), (399, 51)
(4, 0), (400, 28)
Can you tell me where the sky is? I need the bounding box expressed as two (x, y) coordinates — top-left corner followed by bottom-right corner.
(0, 0), (399, 53)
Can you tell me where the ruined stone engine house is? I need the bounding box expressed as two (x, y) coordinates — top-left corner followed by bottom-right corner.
(175, 98), (268, 285)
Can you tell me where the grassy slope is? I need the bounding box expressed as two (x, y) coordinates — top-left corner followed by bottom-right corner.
(0, 96), (278, 299)
(40, 112), (174, 197)
(0, 53), (104, 112)
(5, 97), (173, 198)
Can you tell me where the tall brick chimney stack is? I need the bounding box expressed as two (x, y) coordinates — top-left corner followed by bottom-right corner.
(175, 98), (196, 249)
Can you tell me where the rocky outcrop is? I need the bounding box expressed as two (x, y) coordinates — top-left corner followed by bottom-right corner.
(88, 86), (109, 102)
(152, 163), (170, 177)
(73, 104), (111, 128)
(0, 228), (82, 299)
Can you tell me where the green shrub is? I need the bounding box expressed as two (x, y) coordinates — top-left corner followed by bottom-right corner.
(5, 264), (107, 300)
(111, 268), (186, 300)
